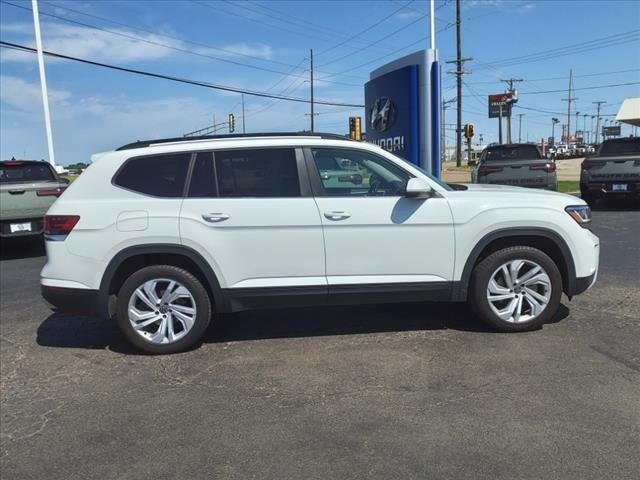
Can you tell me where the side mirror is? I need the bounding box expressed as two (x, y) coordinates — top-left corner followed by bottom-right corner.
(405, 177), (433, 199)
(59, 177), (70, 185)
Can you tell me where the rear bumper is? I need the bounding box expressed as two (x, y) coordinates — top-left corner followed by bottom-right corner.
(581, 181), (640, 197)
(41, 284), (108, 318)
(0, 217), (44, 237)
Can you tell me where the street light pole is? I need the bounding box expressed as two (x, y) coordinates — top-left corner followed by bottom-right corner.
(32, 0), (56, 166)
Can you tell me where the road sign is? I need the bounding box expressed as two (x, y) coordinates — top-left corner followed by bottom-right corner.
(603, 125), (621, 136)
(488, 93), (512, 118)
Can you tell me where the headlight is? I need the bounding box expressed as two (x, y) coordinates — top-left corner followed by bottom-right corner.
(565, 205), (592, 228)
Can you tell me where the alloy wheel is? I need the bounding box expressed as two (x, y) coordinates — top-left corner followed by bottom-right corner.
(486, 259), (552, 323)
(127, 278), (197, 344)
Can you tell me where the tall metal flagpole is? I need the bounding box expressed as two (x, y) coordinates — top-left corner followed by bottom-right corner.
(430, 0), (441, 177)
(430, 0), (435, 49)
(32, 0), (56, 167)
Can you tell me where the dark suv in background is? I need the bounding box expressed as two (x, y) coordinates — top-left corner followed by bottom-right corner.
(580, 137), (640, 205)
(472, 144), (557, 190)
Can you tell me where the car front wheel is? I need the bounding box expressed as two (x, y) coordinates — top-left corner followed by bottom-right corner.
(116, 265), (212, 354)
(469, 246), (563, 332)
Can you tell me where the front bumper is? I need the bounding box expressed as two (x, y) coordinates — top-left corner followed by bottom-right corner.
(41, 284), (105, 317)
(572, 272), (597, 296)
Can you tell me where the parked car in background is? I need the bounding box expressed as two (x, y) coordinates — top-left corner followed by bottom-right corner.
(0, 160), (68, 238)
(580, 137), (640, 205)
(555, 144), (570, 159)
(472, 144), (557, 190)
(40, 133), (598, 353)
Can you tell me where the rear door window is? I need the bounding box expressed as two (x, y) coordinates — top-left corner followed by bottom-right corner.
(214, 148), (300, 197)
(114, 153), (191, 197)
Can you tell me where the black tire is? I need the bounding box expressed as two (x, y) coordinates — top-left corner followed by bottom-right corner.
(469, 246), (563, 332)
(116, 265), (212, 354)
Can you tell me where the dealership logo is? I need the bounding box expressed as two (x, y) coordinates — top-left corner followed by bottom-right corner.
(369, 97), (396, 132)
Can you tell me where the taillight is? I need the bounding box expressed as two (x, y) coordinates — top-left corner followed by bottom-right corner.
(44, 215), (80, 240)
(530, 163), (556, 173)
(478, 165), (503, 175)
(37, 187), (66, 197)
(581, 160), (606, 170)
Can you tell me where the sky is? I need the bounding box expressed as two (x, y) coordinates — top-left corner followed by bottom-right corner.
(1, 0), (639, 164)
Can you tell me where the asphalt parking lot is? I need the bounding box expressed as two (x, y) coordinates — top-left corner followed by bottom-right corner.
(1, 200), (639, 480)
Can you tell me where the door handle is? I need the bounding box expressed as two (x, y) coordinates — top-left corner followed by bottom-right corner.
(201, 213), (229, 223)
(324, 211), (351, 221)
(8, 189), (25, 195)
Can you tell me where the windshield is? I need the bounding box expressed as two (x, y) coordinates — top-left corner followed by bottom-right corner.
(483, 145), (542, 161)
(0, 162), (56, 184)
(598, 138), (640, 156)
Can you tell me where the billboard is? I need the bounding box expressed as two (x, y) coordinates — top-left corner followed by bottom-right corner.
(365, 65), (420, 165)
(488, 93), (512, 118)
(603, 125), (621, 136)
(364, 49), (439, 175)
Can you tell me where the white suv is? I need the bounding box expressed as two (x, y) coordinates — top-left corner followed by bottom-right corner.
(41, 134), (599, 354)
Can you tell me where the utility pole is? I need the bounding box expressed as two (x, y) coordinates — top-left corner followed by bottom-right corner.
(575, 111), (580, 140)
(241, 93), (246, 133)
(593, 101), (605, 144)
(517, 113), (524, 143)
(441, 98), (455, 163)
(498, 105), (503, 144)
(32, 0), (56, 166)
(583, 113), (588, 144)
(500, 78), (523, 143)
(447, 0), (472, 167)
(310, 49), (315, 132)
(551, 117), (559, 145)
(562, 68), (577, 144)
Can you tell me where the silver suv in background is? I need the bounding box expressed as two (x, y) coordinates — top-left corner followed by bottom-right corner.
(580, 137), (640, 205)
(0, 160), (68, 238)
(473, 144), (557, 190)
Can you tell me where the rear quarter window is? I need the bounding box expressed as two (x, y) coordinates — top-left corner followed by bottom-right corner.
(114, 153), (191, 197)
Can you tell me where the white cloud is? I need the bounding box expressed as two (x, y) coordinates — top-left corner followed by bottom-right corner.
(0, 75), (72, 111)
(396, 10), (424, 20)
(205, 42), (272, 60)
(0, 22), (273, 64)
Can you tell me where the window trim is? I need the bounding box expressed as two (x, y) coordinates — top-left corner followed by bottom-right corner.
(112, 151), (195, 199)
(303, 146), (414, 198)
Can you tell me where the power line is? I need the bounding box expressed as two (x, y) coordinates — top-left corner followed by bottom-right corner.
(226, 0), (391, 51)
(316, 1), (414, 56)
(474, 30), (640, 70)
(37, 0), (299, 69)
(317, 11), (426, 68)
(1, 0), (362, 87)
(0, 41), (365, 108)
(464, 68), (640, 85)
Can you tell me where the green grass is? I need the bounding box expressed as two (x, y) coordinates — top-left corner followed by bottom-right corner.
(557, 180), (580, 193)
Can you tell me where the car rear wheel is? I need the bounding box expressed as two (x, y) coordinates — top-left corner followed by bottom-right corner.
(116, 265), (211, 354)
(469, 246), (562, 332)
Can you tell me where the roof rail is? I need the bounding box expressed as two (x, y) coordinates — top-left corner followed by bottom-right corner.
(116, 132), (351, 151)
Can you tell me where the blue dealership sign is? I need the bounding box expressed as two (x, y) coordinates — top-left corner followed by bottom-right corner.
(365, 65), (420, 166)
(365, 50), (440, 177)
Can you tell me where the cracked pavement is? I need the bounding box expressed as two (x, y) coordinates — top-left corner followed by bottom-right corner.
(1, 202), (639, 479)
